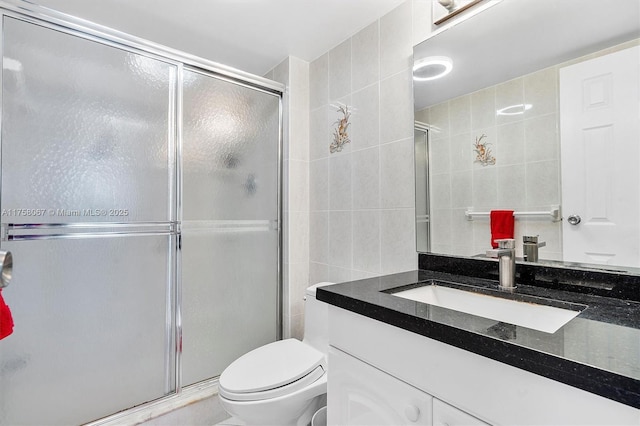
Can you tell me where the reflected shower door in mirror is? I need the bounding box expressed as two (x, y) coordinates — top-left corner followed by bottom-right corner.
(413, 0), (640, 269)
(415, 125), (431, 253)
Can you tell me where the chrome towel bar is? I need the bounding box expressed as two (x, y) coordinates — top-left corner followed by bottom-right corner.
(465, 205), (561, 222)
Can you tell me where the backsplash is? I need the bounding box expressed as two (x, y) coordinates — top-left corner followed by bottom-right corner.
(419, 252), (640, 303)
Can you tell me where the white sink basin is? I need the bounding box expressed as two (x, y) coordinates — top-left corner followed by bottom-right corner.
(391, 284), (584, 333)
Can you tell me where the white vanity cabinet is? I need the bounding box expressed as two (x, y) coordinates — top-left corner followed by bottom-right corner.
(328, 347), (488, 426)
(327, 305), (640, 426)
(328, 347), (433, 425)
(432, 399), (489, 426)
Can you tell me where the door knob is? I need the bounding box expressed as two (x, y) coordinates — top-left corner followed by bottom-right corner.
(567, 215), (581, 225)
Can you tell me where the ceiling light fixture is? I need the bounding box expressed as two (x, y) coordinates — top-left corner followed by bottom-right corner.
(497, 103), (533, 116)
(413, 56), (453, 81)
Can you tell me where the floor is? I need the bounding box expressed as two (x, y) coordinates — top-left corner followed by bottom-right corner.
(214, 417), (244, 426)
(138, 395), (228, 426)
(141, 398), (325, 426)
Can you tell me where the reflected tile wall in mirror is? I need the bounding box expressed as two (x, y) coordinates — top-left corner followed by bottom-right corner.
(416, 65), (563, 259)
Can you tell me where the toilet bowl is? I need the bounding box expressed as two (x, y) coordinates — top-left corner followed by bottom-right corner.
(218, 282), (335, 426)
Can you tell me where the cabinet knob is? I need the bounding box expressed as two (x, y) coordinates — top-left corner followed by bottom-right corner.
(404, 405), (420, 422)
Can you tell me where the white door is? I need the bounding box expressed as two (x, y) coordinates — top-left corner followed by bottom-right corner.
(560, 45), (640, 267)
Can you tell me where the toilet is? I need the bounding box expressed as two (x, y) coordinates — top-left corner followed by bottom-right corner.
(218, 282), (335, 426)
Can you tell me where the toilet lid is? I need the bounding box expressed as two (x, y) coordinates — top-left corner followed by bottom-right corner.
(219, 339), (325, 396)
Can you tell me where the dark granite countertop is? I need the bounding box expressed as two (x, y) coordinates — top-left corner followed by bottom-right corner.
(317, 268), (640, 409)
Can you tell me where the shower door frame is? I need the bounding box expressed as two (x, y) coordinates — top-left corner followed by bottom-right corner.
(414, 122), (431, 253)
(0, 0), (284, 421)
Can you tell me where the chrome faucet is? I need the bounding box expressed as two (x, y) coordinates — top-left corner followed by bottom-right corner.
(523, 235), (546, 262)
(486, 239), (516, 291)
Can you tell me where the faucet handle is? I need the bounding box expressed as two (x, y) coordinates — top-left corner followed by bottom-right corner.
(486, 238), (515, 258)
(495, 238), (515, 249)
(523, 235), (546, 248)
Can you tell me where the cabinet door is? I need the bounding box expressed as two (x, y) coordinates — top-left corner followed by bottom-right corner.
(328, 347), (432, 425)
(433, 398), (490, 426)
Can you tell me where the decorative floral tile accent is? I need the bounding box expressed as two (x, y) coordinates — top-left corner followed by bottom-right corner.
(473, 133), (496, 166)
(330, 105), (351, 153)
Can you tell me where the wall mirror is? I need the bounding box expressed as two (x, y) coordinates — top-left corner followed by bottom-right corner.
(413, 0), (640, 270)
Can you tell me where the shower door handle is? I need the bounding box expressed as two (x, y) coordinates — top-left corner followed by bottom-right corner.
(0, 251), (13, 288)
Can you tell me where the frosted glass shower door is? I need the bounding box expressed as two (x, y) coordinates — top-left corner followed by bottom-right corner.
(181, 68), (281, 386)
(0, 17), (177, 425)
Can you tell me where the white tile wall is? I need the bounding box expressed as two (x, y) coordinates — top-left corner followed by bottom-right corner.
(310, 53), (328, 110)
(310, 211), (329, 265)
(380, 209), (417, 273)
(353, 210), (381, 273)
(310, 106), (329, 161)
(352, 22), (380, 91)
(329, 39), (352, 100)
(380, 71), (413, 144)
(352, 147), (380, 209)
(309, 157), (328, 211)
(351, 84), (380, 151)
(379, 1), (413, 79)
(328, 211), (353, 269)
(380, 138), (415, 209)
(269, 0), (438, 339)
(329, 153), (352, 210)
(309, 0), (419, 286)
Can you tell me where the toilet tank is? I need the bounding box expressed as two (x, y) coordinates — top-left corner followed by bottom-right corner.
(302, 282), (335, 354)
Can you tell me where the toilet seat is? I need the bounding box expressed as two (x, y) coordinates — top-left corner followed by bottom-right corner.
(219, 338), (326, 402)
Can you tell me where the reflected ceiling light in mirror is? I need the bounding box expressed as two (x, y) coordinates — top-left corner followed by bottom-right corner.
(497, 103), (532, 116)
(413, 56), (453, 81)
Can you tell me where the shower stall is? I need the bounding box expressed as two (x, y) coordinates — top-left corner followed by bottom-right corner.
(0, 4), (283, 425)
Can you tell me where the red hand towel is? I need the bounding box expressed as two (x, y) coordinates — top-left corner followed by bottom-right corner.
(490, 210), (514, 249)
(0, 289), (14, 340)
